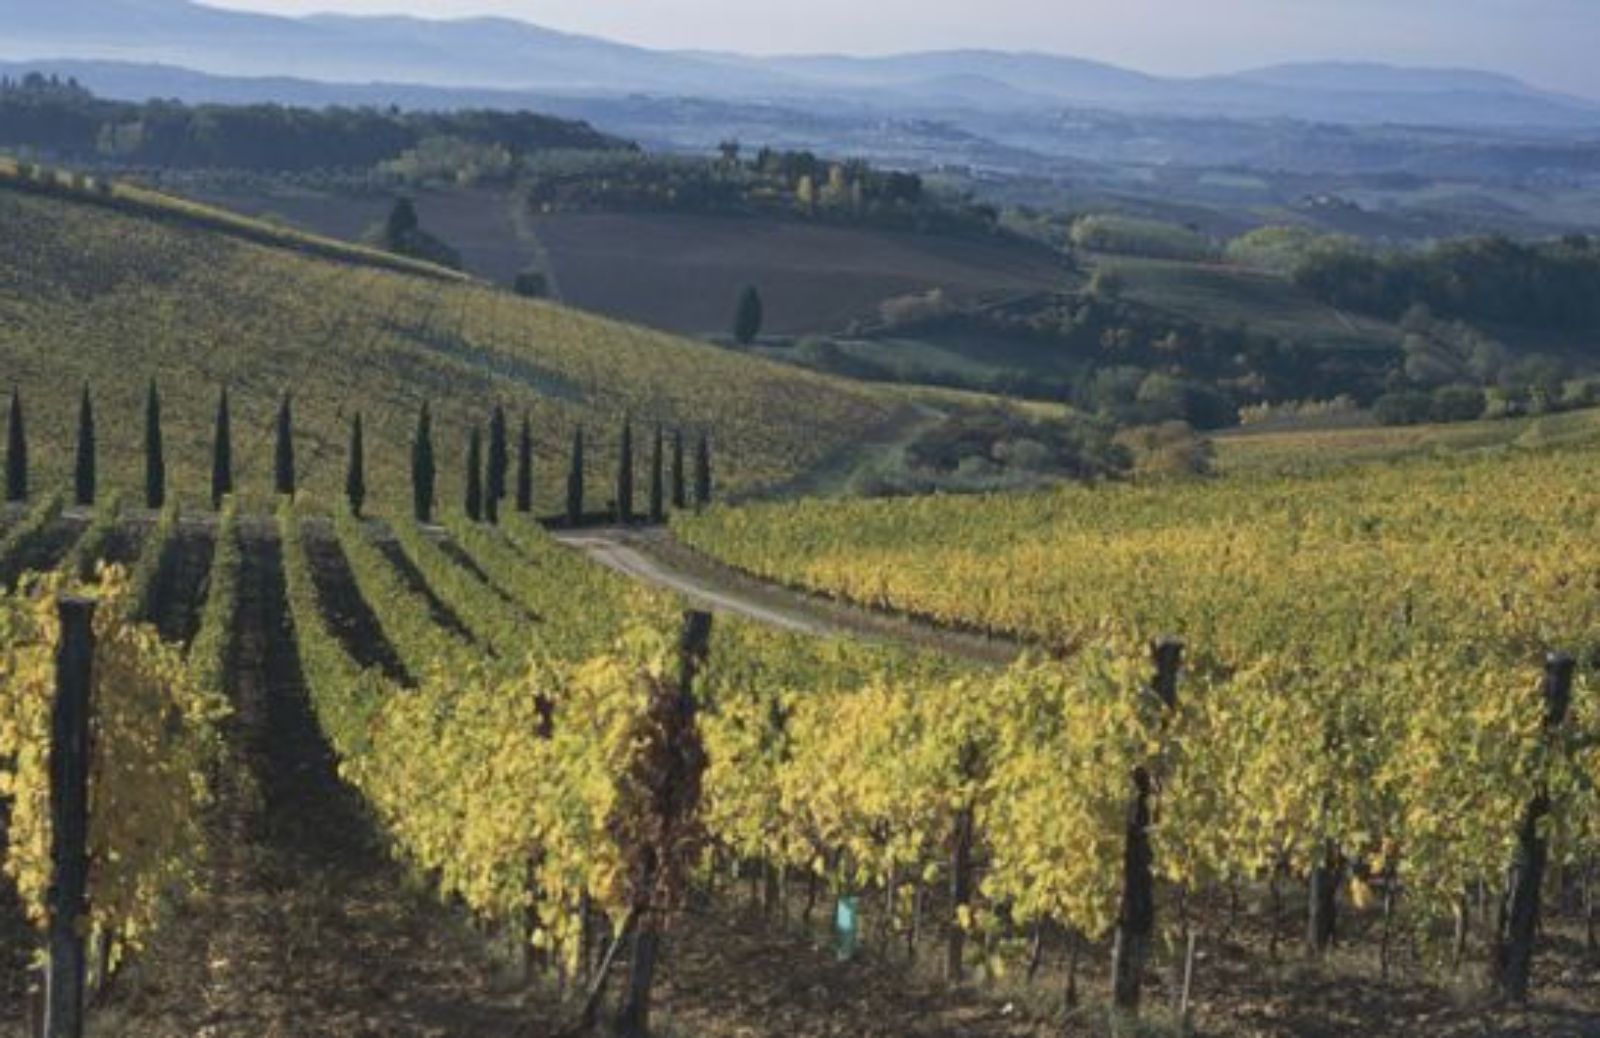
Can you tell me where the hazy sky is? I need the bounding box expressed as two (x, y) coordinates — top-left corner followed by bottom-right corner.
(206, 0), (1599, 98)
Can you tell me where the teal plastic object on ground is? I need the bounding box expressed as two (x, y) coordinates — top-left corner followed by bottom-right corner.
(834, 894), (860, 961)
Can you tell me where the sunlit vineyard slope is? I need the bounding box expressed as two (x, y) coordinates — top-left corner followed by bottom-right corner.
(0, 174), (898, 510)
(678, 444), (1600, 656)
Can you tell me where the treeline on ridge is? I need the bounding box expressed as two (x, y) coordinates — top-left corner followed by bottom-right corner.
(522, 144), (1002, 237)
(1296, 233), (1600, 332)
(0, 72), (631, 172)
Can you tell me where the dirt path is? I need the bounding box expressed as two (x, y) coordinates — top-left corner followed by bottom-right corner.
(553, 527), (1022, 666)
(651, 906), (1043, 1038)
(114, 530), (530, 1037)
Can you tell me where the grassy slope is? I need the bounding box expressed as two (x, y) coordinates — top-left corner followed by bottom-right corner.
(746, 249), (1406, 402)
(0, 157), (468, 282)
(0, 179), (900, 513)
(1087, 252), (1401, 353)
(1214, 406), (1600, 476)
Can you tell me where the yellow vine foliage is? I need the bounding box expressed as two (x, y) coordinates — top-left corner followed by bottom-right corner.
(679, 446), (1600, 937)
(0, 567), (228, 960)
(279, 492), (1600, 966)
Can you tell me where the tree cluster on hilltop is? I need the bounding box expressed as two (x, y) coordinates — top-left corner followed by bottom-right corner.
(522, 145), (1000, 237)
(0, 73), (630, 173)
(363, 196), (464, 270)
(1295, 233), (1600, 332)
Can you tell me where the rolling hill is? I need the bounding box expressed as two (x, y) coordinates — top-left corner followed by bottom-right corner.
(525, 212), (1070, 337)
(3, 0), (1597, 130)
(0, 164), (904, 513)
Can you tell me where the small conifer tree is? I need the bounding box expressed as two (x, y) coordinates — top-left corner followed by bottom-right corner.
(649, 424), (665, 524)
(694, 433), (712, 509)
(144, 379), (165, 510)
(487, 405), (508, 519)
(515, 414), (533, 514)
(733, 285), (763, 345)
(670, 430), (686, 511)
(346, 412), (366, 518)
(465, 427), (483, 522)
(274, 393), (295, 498)
(484, 450), (500, 525)
(412, 402), (435, 523)
(566, 425), (585, 527)
(616, 418), (634, 524)
(73, 385), (94, 507)
(4, 388), (24, 504)
(211, 386), (232, 510)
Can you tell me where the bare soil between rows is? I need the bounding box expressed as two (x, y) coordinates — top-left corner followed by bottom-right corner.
(104, 529), (530, 1036)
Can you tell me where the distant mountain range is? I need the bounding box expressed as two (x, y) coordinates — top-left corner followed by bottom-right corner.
(4, 0), (1600, 130)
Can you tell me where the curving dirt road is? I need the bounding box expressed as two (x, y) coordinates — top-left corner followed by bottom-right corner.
(553, 526), (1023, 666)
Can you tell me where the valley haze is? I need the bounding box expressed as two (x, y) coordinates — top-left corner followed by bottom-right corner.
(3, 0), (1599, 129)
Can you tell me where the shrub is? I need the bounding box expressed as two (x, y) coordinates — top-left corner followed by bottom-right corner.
(513, 269), (550, 298)
(1070, 214), (1215, 262)
(1430, 384), (1487, 423)
(1087, 267), (1126, 300)
(1134, 373), (1237, 430)
(1114, 421), (1215, 478)
(878, 288), (952, 329)
(1373, 390), (1435, 426)
(1225, 226), (1345, 273)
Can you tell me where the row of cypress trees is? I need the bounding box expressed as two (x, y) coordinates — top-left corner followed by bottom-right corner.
(411, 402), (532, 525)
(3, 383), (286, 510)
(565, 419), (710, 528)
(5, 386), (714, 528)
(6, 383), (169, 509)
(418, 404), (712, 528)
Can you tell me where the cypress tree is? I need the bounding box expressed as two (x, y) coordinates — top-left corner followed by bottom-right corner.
(274, 393), (295, 498)
(412, 402), (435, 524)
(4, 388), (24, 504)
(694, 433), (712, 509)
(649, 424), (665, 524)
(484, 451), (500, 525)
(515, 414), (533, 514)
(616, 418), (634, 524)
(487, 405), (508, 520)
(211, 386), (232, 510)
(144, 379), (165, 510)
(465, 427), (483, 522)
(671, 429), (686, 511)
(733, 284), (763, 345)
(566, 425), (584, 527)
(346, 412), (366, 518)
(73, 385), (95, 507)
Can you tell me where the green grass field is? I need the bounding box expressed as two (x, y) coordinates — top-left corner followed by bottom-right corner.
(0, 171), (903, 514)
(1214, 406), (1600, 475)
(1088, 253), (1400, 354)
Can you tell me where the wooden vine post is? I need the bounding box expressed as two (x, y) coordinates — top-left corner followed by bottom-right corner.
(946, 739), (981, 983)
(1491, 651), (1575, 1004)
(1307, 843), (1342, 955)
(45, 597), (95, 1038)
(615, 610), (713, 1038)
(526, 693), (556, 986)
(1110, 637), (1183, 1015)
